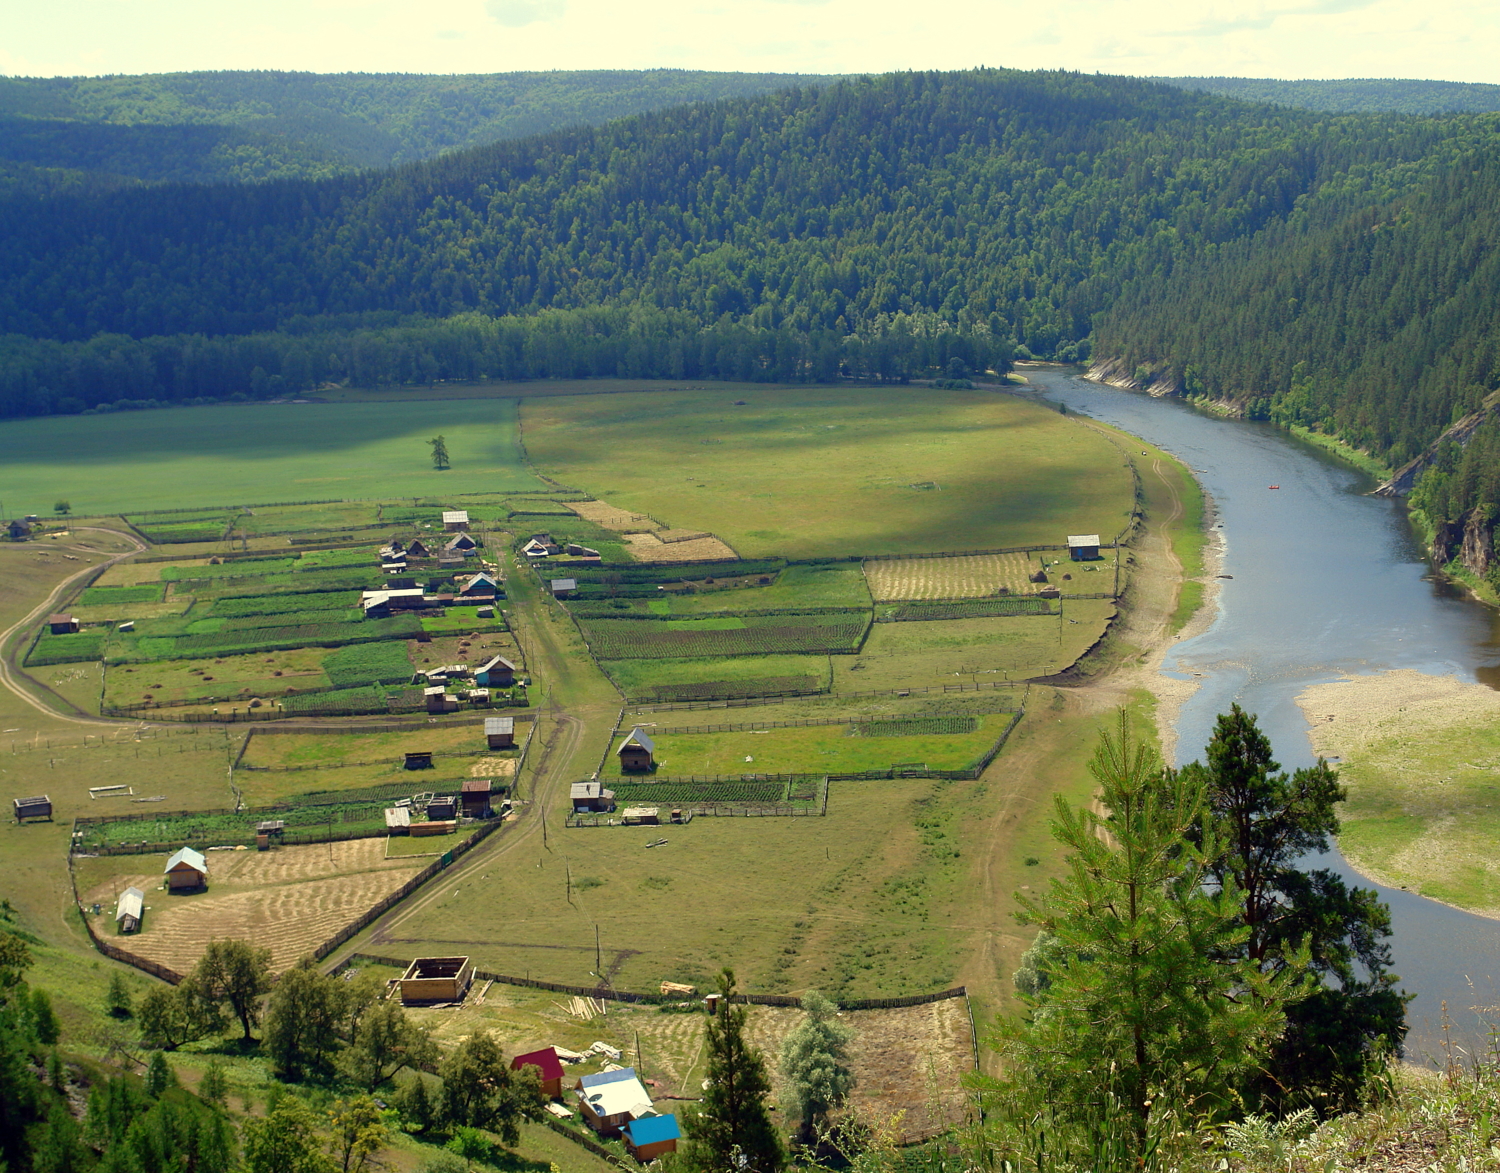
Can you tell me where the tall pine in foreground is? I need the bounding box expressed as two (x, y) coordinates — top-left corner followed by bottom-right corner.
(982, 712), (1309, 1169)
(1180, 705), (1408, 1113)
(685, 969), (783, 1173)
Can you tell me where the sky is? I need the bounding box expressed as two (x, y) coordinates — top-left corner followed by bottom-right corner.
(2, 0), (1497, 83)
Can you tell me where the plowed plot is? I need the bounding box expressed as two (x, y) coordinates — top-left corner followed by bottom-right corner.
(622, 532), (738, 562)
(565, 500), (657, 530)
(83, 839), (426, 974)
(865, 553), (1037, 601)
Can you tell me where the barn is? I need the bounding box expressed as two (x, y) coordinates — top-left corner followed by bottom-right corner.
(398, 956), (474, 1005)
(1067, 534), (1102, 561)
(511, 1047), (566, 1099)
(13, 795), (51, 822)
(484, 716), (516, 749)
(115, 887), (145, 933)
(623, 1114), (682, 1161)
(475, 656), (516, 687)
(164, 847), (207, 891)
(616, 728), (656, 772)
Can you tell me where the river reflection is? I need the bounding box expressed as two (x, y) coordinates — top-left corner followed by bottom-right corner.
(1022, 366), (1500, 1062)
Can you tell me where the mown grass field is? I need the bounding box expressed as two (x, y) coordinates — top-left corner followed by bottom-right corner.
(0, 398), (546, 515)
(521, 386), (1136, 558)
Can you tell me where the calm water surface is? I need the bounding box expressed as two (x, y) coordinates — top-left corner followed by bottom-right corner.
(1024, 366), (1500, 1061)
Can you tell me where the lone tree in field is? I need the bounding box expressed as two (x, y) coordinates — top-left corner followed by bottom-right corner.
(685, 969), (783, 1173)
(193, 939), (272, 1042)
(429, 435), (450, 470)
(779, 990), (854, 1145)
(53, 501), (71, 516)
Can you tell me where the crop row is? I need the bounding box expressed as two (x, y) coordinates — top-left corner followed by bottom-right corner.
(557, 559), (783, 585)
(208, 588), (362, 615)
(79, 585), (166, 606)
(26, 630), (107, 666)
(851, 716), (981, 737)
(107, 615), (421, 663)
(580, 619), (867, 660)
(642, 675), (823, 701)
(323, 641), (416, 688)
(884, 598), (1054, 621)
(608, 779), (790, 805)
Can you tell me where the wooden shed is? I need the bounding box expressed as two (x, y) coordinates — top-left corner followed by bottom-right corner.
(616, 728), (656, 772)
(398, 956), (474, 1005)
(621, 806), (661, 825)
(1067, 533), (1102, 561)
(623, 1114), (681, 1162)
(424, 686), (458, 714)
(13, 795), (52, 822)
(549, 578), (577, 599)
(115, 886), (145, 933)
(48, 614), (80, 635)
(164, 847), (207, 891)
(384, 806), (411, 834)
(571, 781), (615, 813)
(461, 778), (493, 818)
(404, 751), (434, 770)
(406, 538), (432, 559)
(426, 795), (458, 821)
(442, 510), (470, 532)
(475, 656), (516, 688)
(511, 1047), (566, 1099)
(484, 716), (516, 749)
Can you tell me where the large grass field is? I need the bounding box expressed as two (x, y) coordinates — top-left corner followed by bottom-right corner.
(0, 398), (545, 515)
(521, 386), (1136, 558)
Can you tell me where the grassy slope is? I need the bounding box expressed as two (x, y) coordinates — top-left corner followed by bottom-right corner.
(0, 398), (544, 516)
(520, 386), (1136, 558)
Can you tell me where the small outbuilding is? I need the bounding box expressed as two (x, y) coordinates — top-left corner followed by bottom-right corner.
(385, 806), (411, 834)
(164, 847), (207, 891)
(445, 532), (478, 555)
(1067, 534), (1102, 561)
(484, 716), (516, 749)
(425, 686), (458, 714)
(571, 780), (616, 813)
(442, 510), (470, 532)
(623, 1114), (681, 1162)
(48, 614), (80, 635)
(616, 728), (656, 772)
(475, 656), (517, 688)
(461, 778), (493, 818)
(398, 956), (473, 1005)
(13, 795), (52, 822)
(426, 795), (458, 821)
(511, 1047), (566, 1099)
(115, 886), (145, 934)
(549, 578), (577, 599)
(565, 542), (601, 558)
(406, 538), (432, 559)
(621, 806), (661, 826)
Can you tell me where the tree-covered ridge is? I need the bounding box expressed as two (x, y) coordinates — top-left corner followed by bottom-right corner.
(1157, 75), (1500, 115)
(0, 69), (839, 187)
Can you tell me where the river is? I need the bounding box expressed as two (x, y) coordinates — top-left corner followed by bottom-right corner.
(1022, 365), (1500, 1064)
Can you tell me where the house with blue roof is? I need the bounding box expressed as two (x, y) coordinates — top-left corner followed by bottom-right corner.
(623, 1113), (681, 1161)
(574, 1067), (655, 1136)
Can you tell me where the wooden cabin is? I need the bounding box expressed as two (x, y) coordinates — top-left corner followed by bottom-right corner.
(48, 614), (80, 635)
(115, 886), (145, 934)
(424, 686), (458, 714)
(511, 1047), (566, 1099)
(475, 656), (516, 688)
(13, 795), (51, 822)
(570, 780), (615, 813)
(461, 778), (493, 818)
(484, 715), (516, 749)
(444, 532), (478, 555)
(406, 538), (432, 559)
(616, 728), (656, 772)
(442, 510), (470, 532)
(575, 1068), (655, 1137)
(623, 1114), (681, 1162)
(458, 571), (499, 597)
(398, 956), (474, 1005)
(1067, 533), (1101, 561)
(164, 847), (207, 891)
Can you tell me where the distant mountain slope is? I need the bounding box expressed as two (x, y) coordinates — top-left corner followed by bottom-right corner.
(0, 69), (839, 186)
(1156, 76), (1500, 114)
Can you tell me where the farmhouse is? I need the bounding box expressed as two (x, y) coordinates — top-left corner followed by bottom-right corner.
(574, 1067), (655, 1136)
(1067, 533), (1102, 561)
(458, 571), (499, 597)
(623, 1114), (681, 1161)
(461, 778), (493, 818)
(550, 578), (577, 598)
(115, 886), (145, 933)
(164, 847), (207, 891)
(511, 1047), (566, 1099)
(398, 956), (473, 1005)
(571, 780), (615, 812)
(445, 532), (478, 556)
(616, 728), (656, 772)
(475, 655), (516, 687)
(361, 587), (426, 618)
(442, 510), (470, 532)
(13, 795), (51, 822)
(484, 716), (516, 749)
(48, 614), (80, 634)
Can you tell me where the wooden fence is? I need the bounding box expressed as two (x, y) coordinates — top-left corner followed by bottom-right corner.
(630, 706), (1019, 737)
(628, 679), (1022, 713)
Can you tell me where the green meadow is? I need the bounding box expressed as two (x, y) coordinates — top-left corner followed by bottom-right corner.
(0, 398), (545, 515)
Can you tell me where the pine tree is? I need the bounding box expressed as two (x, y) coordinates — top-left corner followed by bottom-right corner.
(685, 969), (783, 1173)
(105, 972), (133, 1019)
(200, 1060), (229, 1107)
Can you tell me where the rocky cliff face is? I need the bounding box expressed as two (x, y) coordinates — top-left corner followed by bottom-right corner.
(1462, 507), (1495, 577)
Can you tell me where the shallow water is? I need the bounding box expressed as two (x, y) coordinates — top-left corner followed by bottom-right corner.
(1024, 366), (1500, 1062)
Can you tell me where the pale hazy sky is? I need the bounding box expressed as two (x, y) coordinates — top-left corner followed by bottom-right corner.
(2, 0), (1496, 83)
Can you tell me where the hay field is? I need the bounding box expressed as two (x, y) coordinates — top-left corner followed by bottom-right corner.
(0, 398), (545, 516)
(521, 387), (1134, 559)
(565, 500), (657, 530)
(79, 839), (426, 973)
(621, 532), (739, 561)
(866, 553), (1040, 600)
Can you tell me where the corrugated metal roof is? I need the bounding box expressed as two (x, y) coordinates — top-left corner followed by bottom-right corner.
(115, 887), (144, 922)
(484, 716), (515, 734)
(165, 847), (207, 874)
(618, 727), (656, 754)
(442, 511), (469, 524)
(1066, 534), (1101, 546)
(626, 1114), (681, 1146)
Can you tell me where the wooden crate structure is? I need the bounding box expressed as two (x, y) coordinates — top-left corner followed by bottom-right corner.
(399, 956), (474, 1005)
(13, 795), (52, 822)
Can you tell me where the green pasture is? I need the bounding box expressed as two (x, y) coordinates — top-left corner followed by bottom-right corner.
(598, 653), (833, 699)
(578, 610), (868, 659)
(522, 385), (1135, 558)
(583, 563), (871, 613)
(614, 710), (1014, 777)
(0, 397), (545, 515)
(240, 725), (506, 769)
(1338, 713), (1500, 913)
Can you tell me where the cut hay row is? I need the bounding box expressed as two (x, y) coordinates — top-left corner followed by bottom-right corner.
(622, 532), (739, 562)
(863, 552), (1037, 601)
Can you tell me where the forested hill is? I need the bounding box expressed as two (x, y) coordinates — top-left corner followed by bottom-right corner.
(1156, 76), (1500, 115)
(0, 69), (837, 189)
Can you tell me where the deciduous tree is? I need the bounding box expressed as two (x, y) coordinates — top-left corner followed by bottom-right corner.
(429, 435), (450, 470)
(779, 990), (854, 1144)
(438, 1031), (541, 1142)
(328, 1094), (389, 1173)
(345, 998), (436, 1090)
(193, 938), (272, 1042)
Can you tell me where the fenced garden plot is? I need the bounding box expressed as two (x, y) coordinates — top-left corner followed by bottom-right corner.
(599, 654), (832, 700)
(419, 608), (509, 637)
(879, 597), (1056, 621)
(107, 613), (421, 663)
(75, 797), (399, 852)
(578, 611), (870, 659)
(323, 641), (417, 688)
(853, 716), (979, 737)
(556, 559), (784, 586)
(25, 628), (107, 666)
(637, 675), (824, 702)
(79, 584), (166, 607)
(204, 589), (362, 617)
